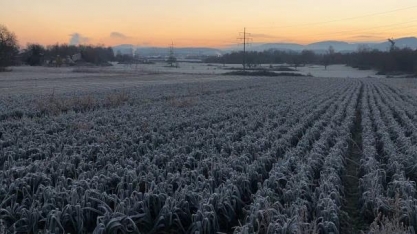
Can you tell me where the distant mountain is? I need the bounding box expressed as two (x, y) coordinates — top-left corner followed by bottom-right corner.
(240, 37), (417, 53)
(138, 47), (222, 57)
(113, 44), (222, 58)
(372, 37), (417, 51)
(253, 43), (305, 52)
(306, 41), (355, 51)
(112, 37), (417, 58)
(240, 40), (358, 53)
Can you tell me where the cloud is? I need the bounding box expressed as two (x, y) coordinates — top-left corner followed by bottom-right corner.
(251, 33), (280, 39)
(69, 33), (89, 45)
(349, 33), (384, 39)
(351, 35), (380, 39)
(136, 42), (151, 47)
(110, 32), (129, 39)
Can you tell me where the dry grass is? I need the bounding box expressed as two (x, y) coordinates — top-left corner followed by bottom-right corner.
(104, 91), (129, 108)
(34, 90), (129, 116)
(140, 121), (149, 132)
(97, 131), (119, 143)
(368, 195), (413, 234)
(168, 96), (196, 108)
(297, 206), (320, 234)
(292, 196), (413, 234)
(35, 92), (97, 115)
(71, 121), (93, 131)
(369, 214), (411, 234)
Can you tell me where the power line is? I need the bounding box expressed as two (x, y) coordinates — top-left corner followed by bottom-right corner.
(244, 19), (417, 45)
(132, 6), (417, 48)
(250, 5), (417, 30)
(238, 27), (252, 71)
(167, 41), (176, 67)
(294, 19), (417, 38)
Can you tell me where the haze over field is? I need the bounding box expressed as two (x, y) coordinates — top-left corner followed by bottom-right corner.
(1, 0), (417, 48)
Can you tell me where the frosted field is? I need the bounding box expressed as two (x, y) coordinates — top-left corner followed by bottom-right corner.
(2, 66), (417, 233)
(0, 63), (385, 96)
(0, 65), (246, 96)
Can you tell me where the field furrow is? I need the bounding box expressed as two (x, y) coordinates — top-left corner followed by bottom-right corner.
(2, 76), (417, 234)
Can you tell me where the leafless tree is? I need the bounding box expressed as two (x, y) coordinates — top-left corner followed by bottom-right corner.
(323, 46), (335, 70)
(388, 38), (396, 52)
(0, 24), (19, 71)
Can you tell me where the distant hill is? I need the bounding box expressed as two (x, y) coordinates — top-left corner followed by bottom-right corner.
(239, 37), (417, 53)
(113, 37), (417, 57)
(113, 44), (222, 58)
(372, 37), (417, 51)
(307, 41), (355, 51)
(253, 43), (305, 52)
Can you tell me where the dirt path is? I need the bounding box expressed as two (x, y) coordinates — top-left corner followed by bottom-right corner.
(341, 83), (366, 234)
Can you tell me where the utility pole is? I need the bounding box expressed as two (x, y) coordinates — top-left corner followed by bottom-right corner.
(238, 27), (251, 71)
(167, 41), (177, 67)
(169, 41), (174, 55)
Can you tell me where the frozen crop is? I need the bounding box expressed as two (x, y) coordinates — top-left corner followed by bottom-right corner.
(1, 75), (417, 233)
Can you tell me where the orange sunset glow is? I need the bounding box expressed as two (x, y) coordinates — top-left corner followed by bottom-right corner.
(1, 0), (417, 48)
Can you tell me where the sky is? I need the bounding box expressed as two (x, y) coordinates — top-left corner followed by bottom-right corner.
(1, 0), (416, 48)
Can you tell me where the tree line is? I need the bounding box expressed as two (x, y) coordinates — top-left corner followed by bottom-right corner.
(344, 46), (417, 74)
(205, 45), (417, 75)
(0, 24), (116, 70)
(2, 24), (417, 74)
(0, 25), (19, 71)
(20, 43), (115, 66)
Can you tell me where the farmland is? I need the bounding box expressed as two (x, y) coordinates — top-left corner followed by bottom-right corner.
(1, 67), (417, 233)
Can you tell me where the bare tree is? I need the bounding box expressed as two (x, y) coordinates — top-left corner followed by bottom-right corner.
(388, 38), (396, 52)
(323, 45), (335, 70)
(0, 25), (19, 71)
(25, 44), (45, 66)
(300, 50), (316, 66)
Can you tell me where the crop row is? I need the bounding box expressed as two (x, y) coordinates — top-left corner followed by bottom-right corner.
(0, 77), (357, 233)
(359, 81), (417, 233)
(234, 81), (361, 234)
(4, 77), (417, 233)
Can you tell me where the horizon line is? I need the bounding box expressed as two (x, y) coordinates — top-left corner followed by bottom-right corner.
(18, 35), (416, 49)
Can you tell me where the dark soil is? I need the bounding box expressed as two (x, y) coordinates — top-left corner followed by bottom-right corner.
(341, 83), (367, 234)
(224, 70), (307, 77)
